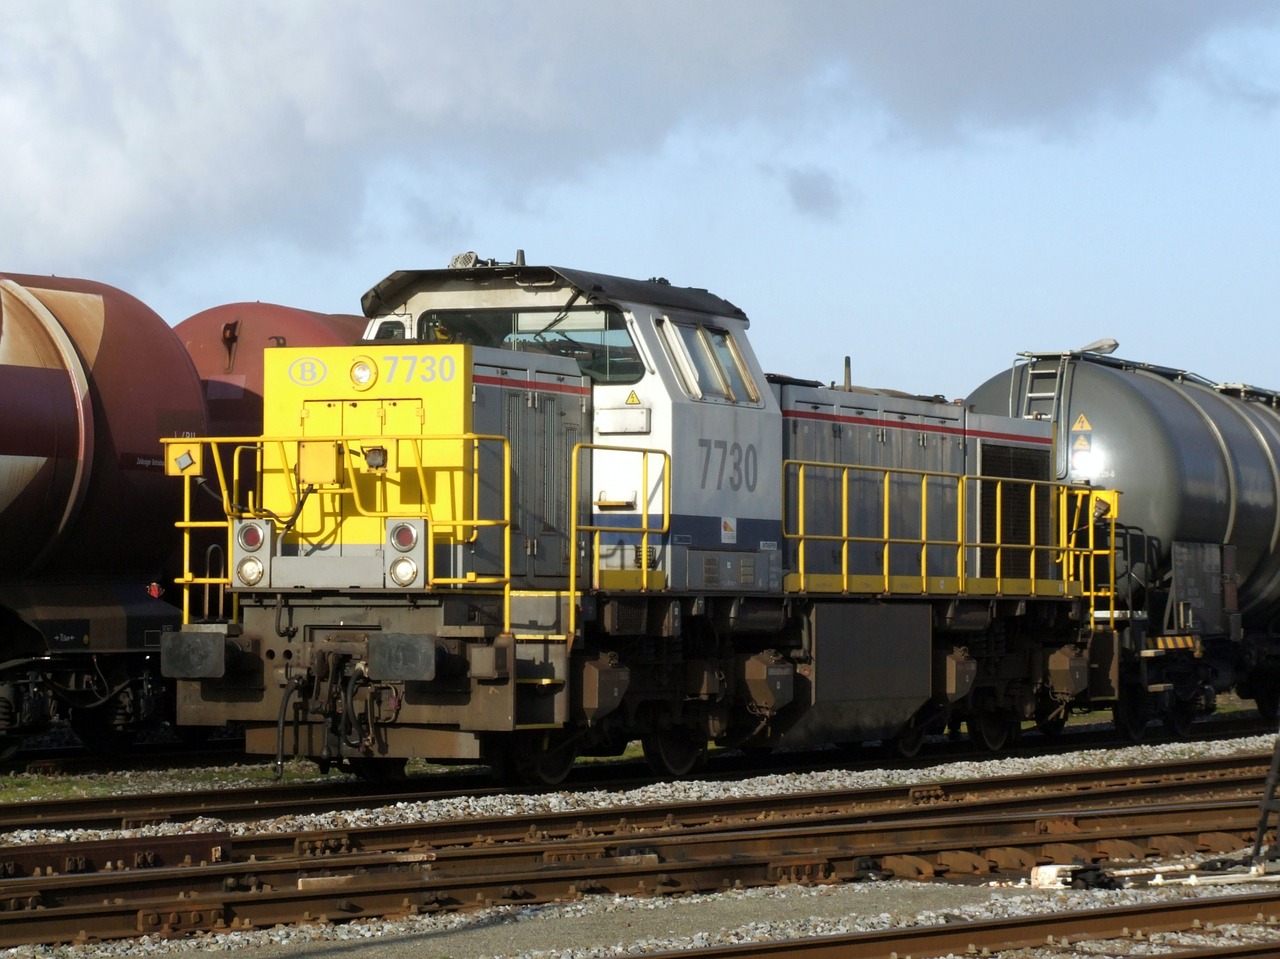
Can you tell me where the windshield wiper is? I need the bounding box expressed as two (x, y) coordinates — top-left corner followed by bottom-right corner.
(532, 290), (583, 339)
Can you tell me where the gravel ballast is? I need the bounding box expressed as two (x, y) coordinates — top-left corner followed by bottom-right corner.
(2, 731), (1279, 958)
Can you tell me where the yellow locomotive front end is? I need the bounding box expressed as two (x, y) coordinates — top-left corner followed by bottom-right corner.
(241, 345), (487, 595)
(162, 340), (533, 776)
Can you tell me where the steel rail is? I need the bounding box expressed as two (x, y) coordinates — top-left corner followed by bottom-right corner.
(625, 891), (1280, 959)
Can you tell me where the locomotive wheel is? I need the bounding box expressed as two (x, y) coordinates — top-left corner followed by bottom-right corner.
(512, 732), (580, 787)
(1034, 700), (1068, 737)
(1034, 714), (1067, 737)
(967, 711), (1017, 753)
(0, 738), (18, 763)
(171, 723), (214, 746)
(1112, 696), (1147, 742)
(69, 709), (132, 754)
(642, 727), (706, 778)
(835, 741), (867, 759)
(1164, 701), (1197, 739)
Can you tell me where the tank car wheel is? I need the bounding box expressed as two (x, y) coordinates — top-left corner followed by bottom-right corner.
(642, 727), (706, 779)
(1112, 695), (1147, 742)
(343, 757), (407, 781)
(0, 738), (18, 763)
(883, 723), (926, 760)
(1164, 702), (1197, 739)
(967, 711), (1018, 753)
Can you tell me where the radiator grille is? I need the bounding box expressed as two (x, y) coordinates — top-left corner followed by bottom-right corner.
(978, 443), (1053, 579)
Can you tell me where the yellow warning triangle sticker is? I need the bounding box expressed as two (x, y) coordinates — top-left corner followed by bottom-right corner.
(1073, 435), (1091, 451)
(1071, 412), (1093, 432)
(625, 391), (641, 405)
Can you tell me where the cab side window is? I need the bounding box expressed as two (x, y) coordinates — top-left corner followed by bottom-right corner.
(659, 318), (760, 405)
(372, 319), (406, 340)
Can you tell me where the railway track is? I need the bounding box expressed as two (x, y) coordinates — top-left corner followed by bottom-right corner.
(634, 890), (1280, 958)
(1, 750), (1277, 946)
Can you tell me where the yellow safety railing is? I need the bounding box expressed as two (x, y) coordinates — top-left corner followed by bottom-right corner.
(163, 433), (513, 631)
(1058, 485), (1119, 622)
(782, 459), (1117, 613)
(170, 459), (240, 627)
(567, 443), (671, 648)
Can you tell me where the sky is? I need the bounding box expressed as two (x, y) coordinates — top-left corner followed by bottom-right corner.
(3, 0), (1279, 400)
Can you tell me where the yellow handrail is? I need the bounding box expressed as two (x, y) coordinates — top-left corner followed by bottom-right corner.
(163, 432), (514, 632)
(567, 443), (671, 649)
(782, 458), (1118, 615)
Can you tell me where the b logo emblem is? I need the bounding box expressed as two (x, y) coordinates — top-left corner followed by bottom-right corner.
(288, 358), (327, 386)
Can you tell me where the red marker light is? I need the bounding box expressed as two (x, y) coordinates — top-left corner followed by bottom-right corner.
(390, 523), (418, 552)
(238, 523), (265, 552)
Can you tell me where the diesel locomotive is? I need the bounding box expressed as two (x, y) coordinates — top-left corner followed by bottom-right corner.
(159, 253), (1126, 782)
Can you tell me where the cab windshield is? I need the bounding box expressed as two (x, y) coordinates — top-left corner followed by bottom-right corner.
(368, 307), (643, 384)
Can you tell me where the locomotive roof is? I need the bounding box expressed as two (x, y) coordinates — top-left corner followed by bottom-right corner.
(361, 263), (747, 322)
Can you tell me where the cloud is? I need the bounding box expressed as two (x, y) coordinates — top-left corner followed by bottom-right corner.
(1, 0), (1276, 281)
(759, 163), (847, 221)
(820, 2), (1280, 138)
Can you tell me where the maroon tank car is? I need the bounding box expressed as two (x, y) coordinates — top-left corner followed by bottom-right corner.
(175, 303), (365, 438)
(0, 273), (207, 750)
(0, 274), (207, 577)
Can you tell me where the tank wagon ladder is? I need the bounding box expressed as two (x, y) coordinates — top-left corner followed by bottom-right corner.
(1017, 355), (1069, 422)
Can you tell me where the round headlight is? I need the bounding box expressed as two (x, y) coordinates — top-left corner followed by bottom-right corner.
(389, 522), (418, 552)
(389, 556), (418, 587)
(350, 356), (378, 391)
(236, 556), (265, 586)
(237, 522), (265, 552)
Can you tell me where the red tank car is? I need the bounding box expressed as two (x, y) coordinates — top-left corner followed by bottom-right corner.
(0, 273), (207, 751)
(0, 273), (207, 577)
(175, 302), (365, 438)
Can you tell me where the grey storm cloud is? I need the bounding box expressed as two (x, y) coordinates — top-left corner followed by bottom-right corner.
(1, 0), (1276, 271)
